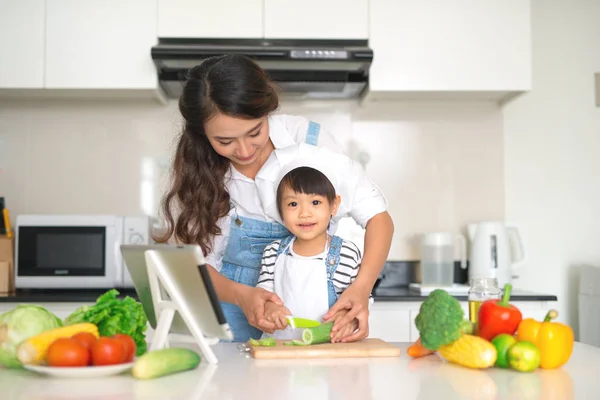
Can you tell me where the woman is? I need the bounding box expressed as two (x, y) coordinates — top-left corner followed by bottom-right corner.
(155, 54), (394, 342)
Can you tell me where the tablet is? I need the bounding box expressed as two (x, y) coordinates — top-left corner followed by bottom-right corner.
(144, 248), (233, 341)
(120, 244), (232, 341)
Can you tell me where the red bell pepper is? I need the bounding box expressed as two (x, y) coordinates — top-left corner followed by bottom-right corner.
(477, 283), (523, 341)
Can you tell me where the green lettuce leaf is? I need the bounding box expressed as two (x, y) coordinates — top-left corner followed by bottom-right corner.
(65, 289), (148, 355)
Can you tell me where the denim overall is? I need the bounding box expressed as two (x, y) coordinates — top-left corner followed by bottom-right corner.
(219, 121), (322, 342)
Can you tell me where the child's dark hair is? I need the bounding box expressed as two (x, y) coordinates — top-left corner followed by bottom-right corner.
(276, 167), (336, 218)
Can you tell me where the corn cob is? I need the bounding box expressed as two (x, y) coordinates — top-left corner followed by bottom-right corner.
(437, 334), (497, 369)
(17, 323), (99, 365)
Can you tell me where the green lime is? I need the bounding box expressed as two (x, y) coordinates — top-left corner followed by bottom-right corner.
(508, 341), (541, 372)
(491, 334), (517, 368)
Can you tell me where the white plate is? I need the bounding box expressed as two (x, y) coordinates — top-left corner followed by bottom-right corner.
(23, 362), (134, 378)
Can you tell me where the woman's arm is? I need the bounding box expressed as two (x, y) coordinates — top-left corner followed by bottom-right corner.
(352, 211), (394, 293)
(323, 211), (394, 341)
(206, 264), (242, 304)
(206, 264), (284, 334)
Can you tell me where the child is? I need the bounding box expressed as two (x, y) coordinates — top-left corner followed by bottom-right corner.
(256, 164), (365, 342)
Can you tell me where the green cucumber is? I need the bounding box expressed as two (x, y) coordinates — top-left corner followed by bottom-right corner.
(249, 338), (260, 346)
(132, 348), (201, 380)
(302, 322), (334, 345)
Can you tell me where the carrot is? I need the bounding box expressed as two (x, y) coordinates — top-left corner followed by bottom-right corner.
(407, 337), (435, 358)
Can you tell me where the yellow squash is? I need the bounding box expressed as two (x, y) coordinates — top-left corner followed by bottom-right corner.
(516, 309), (574, 369)
(17, 323), (99, 365)
(438, 334), (497, 369)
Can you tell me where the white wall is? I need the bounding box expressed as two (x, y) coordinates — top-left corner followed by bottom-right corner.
(0, 98), (504, 263)
(503, 0), (600, 333)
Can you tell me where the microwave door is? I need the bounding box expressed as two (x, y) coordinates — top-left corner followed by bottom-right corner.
(15, 225), (116, 289)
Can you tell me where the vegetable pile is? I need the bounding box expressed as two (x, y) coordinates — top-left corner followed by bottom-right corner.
(12, 316), (202, 380)
(408, 285), (575, 373)
(63, 289), (148, 356)
(0, 290), (203, 380)
(16, 322), (136, 367)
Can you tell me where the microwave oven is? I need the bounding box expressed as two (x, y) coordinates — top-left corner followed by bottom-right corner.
(15, 214), (152, 289)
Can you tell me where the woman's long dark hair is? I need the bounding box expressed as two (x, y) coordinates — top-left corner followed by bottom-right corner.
(153, 55), (280, 255)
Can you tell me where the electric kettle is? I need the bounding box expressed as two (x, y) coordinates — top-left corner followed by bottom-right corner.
(467, 221), (526, 287)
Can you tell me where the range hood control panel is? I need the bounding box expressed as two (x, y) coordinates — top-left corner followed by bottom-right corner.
(291, 50), (349, 59)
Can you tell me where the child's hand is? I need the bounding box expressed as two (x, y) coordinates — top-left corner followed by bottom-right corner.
(264, 301), (290, 330)
(330, 309), (358, 343)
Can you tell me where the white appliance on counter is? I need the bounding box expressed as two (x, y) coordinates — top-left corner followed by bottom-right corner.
(15, 214), (152, 289)
(467, 221), (526, 288)
(579, 265), (600, 347)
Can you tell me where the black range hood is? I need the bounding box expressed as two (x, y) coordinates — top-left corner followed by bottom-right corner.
(151, 38), (373, 100)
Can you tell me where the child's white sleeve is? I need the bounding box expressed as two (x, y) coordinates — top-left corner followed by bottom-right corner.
(256, 240), (280, 292)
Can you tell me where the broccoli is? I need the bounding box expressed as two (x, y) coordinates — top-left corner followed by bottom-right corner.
(414, 289), (473, 351)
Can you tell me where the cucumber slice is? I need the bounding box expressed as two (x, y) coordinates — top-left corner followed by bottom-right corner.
(258, 337), (276, 347)
(249, 338), (260, 346)
(302, 322), (334, 345)
(285, 316), (321, 329)
(283, 340), (308, 346)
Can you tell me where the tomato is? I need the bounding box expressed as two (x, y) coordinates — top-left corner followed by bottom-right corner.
(71, 332), (97, 351)
(47, 338), (90, 367)
(91, 337), (125, 366)
(113, 334), (136, 362)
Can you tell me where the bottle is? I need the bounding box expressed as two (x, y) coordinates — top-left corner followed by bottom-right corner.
(468, 277), (501, 325)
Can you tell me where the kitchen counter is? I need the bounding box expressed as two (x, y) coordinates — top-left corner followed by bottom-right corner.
(0, 341), (598, 400)
(372, 286), (557, 301)
(0, 286), (557, 303)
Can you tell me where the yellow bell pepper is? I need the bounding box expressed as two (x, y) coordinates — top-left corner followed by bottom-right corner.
(516, 309), (574, 369)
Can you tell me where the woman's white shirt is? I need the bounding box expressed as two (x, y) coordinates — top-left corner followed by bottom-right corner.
(205, 114), (388, 271)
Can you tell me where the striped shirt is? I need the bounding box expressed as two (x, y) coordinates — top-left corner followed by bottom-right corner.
(256, 238), (363, 296)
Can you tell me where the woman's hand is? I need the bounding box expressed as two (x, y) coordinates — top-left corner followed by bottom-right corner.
(323, 284), (371, 342)
(236, 286), (286, 334)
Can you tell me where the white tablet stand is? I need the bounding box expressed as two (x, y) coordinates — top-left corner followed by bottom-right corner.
(144, 250), (220, 364)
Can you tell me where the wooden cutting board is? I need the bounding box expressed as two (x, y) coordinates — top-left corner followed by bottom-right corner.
(249, 338), (402, 359)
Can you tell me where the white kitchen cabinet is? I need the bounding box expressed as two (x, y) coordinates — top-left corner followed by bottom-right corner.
(368, 303), (412, 342)
(158, 0), (264, 39)
(45, 0), (158, 89)
(0, 0), (45, 88)
(264, 0), (369, 39)
(368, 0), (531, 99)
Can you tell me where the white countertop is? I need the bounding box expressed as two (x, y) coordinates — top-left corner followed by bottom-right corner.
(1, 342), (599, 400)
